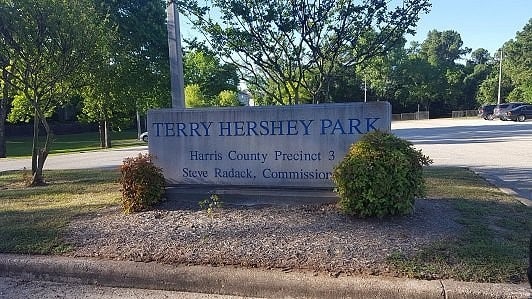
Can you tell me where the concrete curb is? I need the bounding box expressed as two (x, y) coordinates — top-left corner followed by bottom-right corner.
(470, 167), (532, 207)
(0, 254), (529, 298)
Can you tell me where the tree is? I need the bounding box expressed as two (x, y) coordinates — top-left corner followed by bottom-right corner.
(477, 71), (513, 104)
(81, 67), (134, 148)
(185, 84), (207, 107)
(419, 30), (471, 67)
(463, 63), (493, 106)
(0, 0), (107, 185)
(183, 49), (239, 106)
(216, 90), (240, 107)
(0, 60), (12, 158)
(475, 20), (531, 105)
(503, 19), (532, 103)
(394, 55), (443, 112)
(83, 0), (170, 146)
(469, 48), (491, 66)
(354, 39), (409, 104)
(177, 0), (430, 105)
(413, 30), (471, 114)
(461, 48), (495, 106)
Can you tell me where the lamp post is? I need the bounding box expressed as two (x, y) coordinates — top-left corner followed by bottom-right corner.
(167, 1), (185, 108)
(497, 49), (503, 105)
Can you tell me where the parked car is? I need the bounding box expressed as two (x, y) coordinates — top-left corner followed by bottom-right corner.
(478, 104), (496, 120)
(140, 132), (148, 142)
(504, 105), (532, 122)
(493, 102), (525, 120)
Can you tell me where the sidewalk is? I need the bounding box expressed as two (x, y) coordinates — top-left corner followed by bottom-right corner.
(0, 254), (529, 299)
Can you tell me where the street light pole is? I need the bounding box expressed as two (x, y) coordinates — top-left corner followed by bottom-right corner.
(497, 49), (503, 105)
(167, 1), (185, 108)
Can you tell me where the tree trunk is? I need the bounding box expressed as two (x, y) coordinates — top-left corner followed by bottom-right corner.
(0, 66), (9, 158)
(99, 121), (105, 148)
(31, 149), (48, 186)
(29, 106), (53, 187)
(30, 109), (45, 186)
(31, 109), (39, 174)
(104, 119), (111, 148)
(99, 119), (112, 148)
(145, 117), (148, 132)
(136, 110), (141, 140)
(0, 113), (5, 158)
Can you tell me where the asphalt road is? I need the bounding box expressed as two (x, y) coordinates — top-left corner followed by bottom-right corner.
(0, 145), (148, 172)
(392, 118), (532, 204)
(1, 118), (531, 204)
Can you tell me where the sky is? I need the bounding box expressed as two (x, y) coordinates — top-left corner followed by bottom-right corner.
(406, 0), (531, 55)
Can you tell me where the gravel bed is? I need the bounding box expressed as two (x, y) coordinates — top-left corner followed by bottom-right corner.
(64, 199), (461, 276)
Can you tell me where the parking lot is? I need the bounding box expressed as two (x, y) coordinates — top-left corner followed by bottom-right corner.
(393, 118), (532, 204)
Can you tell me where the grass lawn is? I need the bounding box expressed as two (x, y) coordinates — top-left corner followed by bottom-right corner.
(388, 167), (531, 283)
(0, 169), (120, 254)
(6, 130), (144, 157)
(0, 166), (530, 283)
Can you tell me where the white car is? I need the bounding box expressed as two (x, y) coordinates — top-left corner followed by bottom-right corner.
(139, 132), (148, 142)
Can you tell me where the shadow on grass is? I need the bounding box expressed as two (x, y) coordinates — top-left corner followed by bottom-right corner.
(0, 204), (111, 254)
(387, 166), (532, 283)
(0, 169), (120, 254)
(0, 169), (119, 200)
(388, 194), (531, 283)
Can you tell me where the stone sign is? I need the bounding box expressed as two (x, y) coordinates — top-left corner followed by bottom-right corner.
(148, 102), (391, 187)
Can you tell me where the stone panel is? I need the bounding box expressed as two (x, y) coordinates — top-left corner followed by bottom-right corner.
(148, 102), (391, 187)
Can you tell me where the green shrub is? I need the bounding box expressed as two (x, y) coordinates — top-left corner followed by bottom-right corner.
(332, 131), (432, 217)
(199, 193), (223, 218)
(119, 154), (165, 214)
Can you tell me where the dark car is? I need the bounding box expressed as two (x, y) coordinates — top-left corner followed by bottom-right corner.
(478, 104), (496, 120)
(493, 102), (525, 120)
(504, 105), (532, 122)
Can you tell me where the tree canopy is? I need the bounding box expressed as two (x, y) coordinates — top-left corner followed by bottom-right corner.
(0, 0), (108, 184)
(503, 18), (532, 103)
(81, 0), (170, 147)
(177, 0), (431, 105)
(184, 49), (239, 100)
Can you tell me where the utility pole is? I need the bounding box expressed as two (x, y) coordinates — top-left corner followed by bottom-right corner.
(167, 1), (185, 108)
(497, 49), (503, 105)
